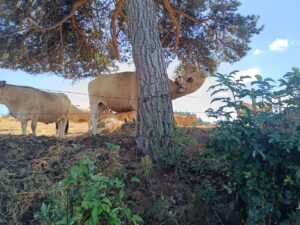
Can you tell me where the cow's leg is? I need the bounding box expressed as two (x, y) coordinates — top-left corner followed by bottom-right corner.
(55, 122), (59, 134)
(21, 121), (27, 135)
(91, 103), (106, 135)
(56, 120), (62, 137)
(58, 116), (68, 138)
(91, 104), (99, 135)
(87, 117), (92, 132)
(31, 116), (38, 136)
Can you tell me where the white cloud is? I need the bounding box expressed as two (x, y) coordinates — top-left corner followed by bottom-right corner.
(253, 49), (263, 55)
(233, 68), (261, 83)
(269, 38), (290, 51)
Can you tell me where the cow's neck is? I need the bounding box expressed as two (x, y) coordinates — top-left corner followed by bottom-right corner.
(0, 85), (19, 109)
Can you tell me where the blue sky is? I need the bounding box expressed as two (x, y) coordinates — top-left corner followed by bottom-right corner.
(0, 0), (299, 120)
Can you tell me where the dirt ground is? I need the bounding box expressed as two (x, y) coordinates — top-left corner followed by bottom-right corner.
(0, 116), (215, 225)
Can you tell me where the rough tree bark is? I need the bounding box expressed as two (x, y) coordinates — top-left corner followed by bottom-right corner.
(125, 0), (175, 163)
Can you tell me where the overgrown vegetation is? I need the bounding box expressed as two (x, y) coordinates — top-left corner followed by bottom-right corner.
(204, 68), (300, 224)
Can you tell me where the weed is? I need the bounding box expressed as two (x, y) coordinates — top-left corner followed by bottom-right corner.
(35, 155), (142, 225)
(160, 124), (195, 175)
(138, 155), (153, 177)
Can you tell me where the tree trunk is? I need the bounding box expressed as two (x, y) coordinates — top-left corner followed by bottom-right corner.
(126, 0), (175, 163)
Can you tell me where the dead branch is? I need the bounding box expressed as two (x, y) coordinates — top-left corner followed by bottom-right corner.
(110, 0), (126, 60)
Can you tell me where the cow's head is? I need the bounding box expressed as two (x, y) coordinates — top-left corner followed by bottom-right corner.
(0, 81), (6, 87)
(0, 81), (6, 99)
(175, 75), (186, 93)
(173, 69), (208, 96)
(171, 69), (208, 99)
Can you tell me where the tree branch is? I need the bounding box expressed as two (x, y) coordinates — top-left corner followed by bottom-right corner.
(173, 8), (211, 24)
(163, 0), (180, 52)
(162, 1), (212, 55)
(59, 26), (64, 64)
(0, 0), (88, 37)
(110, 0), (126, 60)
(71, 16), (86, 39)
(32, 0), (88, 32)
(0, 28), (29, 38)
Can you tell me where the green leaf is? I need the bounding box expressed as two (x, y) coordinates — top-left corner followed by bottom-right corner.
(130, 176), (141, 184)
(104, 142), (121, 151)
(123, 207), (132, 219)
(54, 217), (69, 225)
(211, 97), (228, 104)
(82, 200), (91, 209)
(102, 198), (113, 207)
(71, 165), (83, 176)
(41, 202), (49, 217)
(102, 202), (111, 213)
(132, 214), (143, 225)
(91, 205), (101, 224)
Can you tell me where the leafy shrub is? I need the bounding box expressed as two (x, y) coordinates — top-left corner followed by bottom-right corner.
(35, 156), (142, 225)
(206, 68), (300, 224)
(160, 124), (196, 175)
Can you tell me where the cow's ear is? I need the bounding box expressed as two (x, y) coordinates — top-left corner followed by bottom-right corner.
(0, 81), (6, 87)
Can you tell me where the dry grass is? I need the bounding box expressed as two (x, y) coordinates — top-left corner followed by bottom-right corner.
(0, 116), (215, 137)
(0, 116), (90, 136)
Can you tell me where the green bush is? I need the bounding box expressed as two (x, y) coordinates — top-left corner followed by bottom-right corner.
(206, 68), (300, 224)
(35, 156), (142, 225)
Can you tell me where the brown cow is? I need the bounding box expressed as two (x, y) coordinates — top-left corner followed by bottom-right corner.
(55, 105), (91, 133)
(0, 81), (70, 137)
(69, 105), (91, 130)
(115, 111), (137, 122)
(88, 70), (207, 135)
(174, 115), (198, 126)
